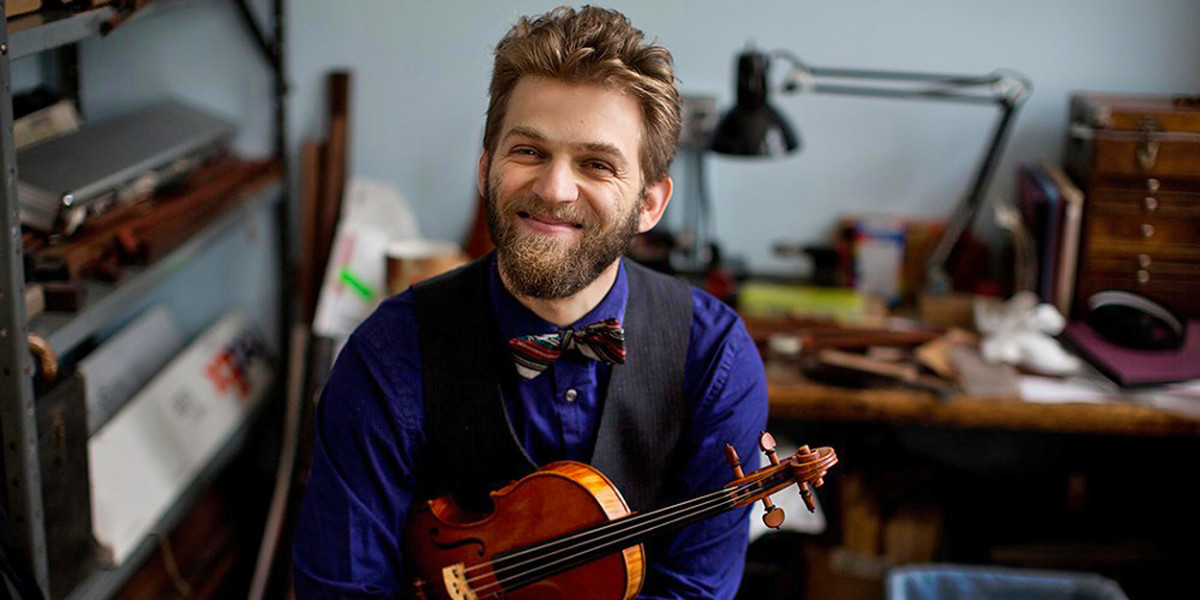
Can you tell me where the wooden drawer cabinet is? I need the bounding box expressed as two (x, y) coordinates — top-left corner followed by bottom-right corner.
(1077, 256), (1200, 317)
(1088, 135), (1200, 177)
(1086, 204), (1200, 249)
(1067, 93), (1200, 317)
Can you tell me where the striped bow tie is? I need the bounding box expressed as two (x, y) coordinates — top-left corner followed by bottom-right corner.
(508, 317), (627, 380)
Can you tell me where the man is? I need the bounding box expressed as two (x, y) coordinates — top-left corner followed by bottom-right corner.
(292, 7), (768, 599)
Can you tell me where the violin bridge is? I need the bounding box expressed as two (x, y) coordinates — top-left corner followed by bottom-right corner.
(441, 563), (479, 600)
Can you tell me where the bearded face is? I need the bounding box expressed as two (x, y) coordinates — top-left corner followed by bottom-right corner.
(486, 173), (643, 299)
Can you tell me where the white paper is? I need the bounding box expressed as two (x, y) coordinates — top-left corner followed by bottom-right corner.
(312, 223), (391, 338)
(311, 178), (421, 339)
(340, 177), (419, 237)
(1128, 380), (1200, 419)
(89, 311), (273, 565)
(79, 306), (185, 435)
(1017, 375), (1117, 404)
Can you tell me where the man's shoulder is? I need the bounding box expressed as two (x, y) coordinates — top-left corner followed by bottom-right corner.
(356, 256), (486, 351)
(687, 286), (746, 342)
(352, 289), (420, 357)
(621, 258), (747, 344)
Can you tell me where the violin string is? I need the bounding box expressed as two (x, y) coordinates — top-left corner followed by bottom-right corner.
(484, 451), (834, 595)
(465, 471), (791, 595)
(466, 488), (745, 596)
(462, 485), (742, 586)
(483, 450), (830, 575)
(457, 451), (834, 597)
(472, 474), (782, 595)
(483, 485), (733, 567)
(482, 453), (833, 578)
(471, 478), (755, 576)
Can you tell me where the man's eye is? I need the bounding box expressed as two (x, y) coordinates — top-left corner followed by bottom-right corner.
(586, 160), (614, 173)
(511, 147), (539, 157)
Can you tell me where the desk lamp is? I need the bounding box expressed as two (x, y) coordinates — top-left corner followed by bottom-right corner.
(710, 48), (1031, 293)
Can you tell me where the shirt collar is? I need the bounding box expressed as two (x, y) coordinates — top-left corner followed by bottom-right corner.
(488, 252), (629, 340)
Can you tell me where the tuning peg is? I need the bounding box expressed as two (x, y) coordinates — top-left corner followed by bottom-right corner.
(793, 445), (819, 512)
(762, 504), (785, 529)
(799, 483), (816, 512)
(724, 444), (746, 479)
(759, 431), (781, 466)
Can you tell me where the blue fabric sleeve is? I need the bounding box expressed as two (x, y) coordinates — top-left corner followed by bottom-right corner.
(292, 294), (425, 599)
(638, 289), (769, 599)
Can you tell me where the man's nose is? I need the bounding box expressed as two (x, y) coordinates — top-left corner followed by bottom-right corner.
(530, 159), (579, 204)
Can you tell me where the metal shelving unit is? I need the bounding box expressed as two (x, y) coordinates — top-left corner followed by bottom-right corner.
(0, 2), (288, 598)
(6, 0), (188, 59)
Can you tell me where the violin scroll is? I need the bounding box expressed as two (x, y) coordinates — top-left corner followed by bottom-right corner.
(725, 432), (839, 529)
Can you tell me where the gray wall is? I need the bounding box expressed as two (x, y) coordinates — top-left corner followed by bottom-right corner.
(14, 1), (1200, 277)
(288, 0), (1200, 276)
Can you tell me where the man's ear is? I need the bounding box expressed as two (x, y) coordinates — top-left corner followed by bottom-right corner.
(638, 175), (673, 233)
(477, 150), (490, 199)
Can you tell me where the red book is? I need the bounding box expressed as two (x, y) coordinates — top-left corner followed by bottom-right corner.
(1061, 320), (1200, 387)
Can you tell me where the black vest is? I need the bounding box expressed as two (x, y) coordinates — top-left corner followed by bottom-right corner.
(412, 257), (693, 513)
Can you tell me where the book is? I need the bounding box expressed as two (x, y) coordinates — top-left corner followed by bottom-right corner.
(1061, 320), (1200, 387)
(1016, 164), (1062, 303)
(1041, 163), (1085, 316)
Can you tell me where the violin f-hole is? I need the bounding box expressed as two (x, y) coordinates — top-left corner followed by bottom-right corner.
(430, 527), (488, 558)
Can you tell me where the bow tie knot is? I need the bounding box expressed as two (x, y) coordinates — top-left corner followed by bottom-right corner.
(509, 317), (626, 380)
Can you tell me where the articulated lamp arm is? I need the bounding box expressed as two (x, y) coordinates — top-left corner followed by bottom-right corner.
(770, 50), (1032, 293)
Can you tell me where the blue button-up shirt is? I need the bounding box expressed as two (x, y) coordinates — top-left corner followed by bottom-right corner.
(293, 256), (768, 599)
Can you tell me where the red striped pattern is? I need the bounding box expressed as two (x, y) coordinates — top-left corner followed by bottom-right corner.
(508, 318), (626, 380)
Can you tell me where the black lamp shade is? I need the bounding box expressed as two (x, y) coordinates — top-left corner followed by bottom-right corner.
(710, 50), (800, 156)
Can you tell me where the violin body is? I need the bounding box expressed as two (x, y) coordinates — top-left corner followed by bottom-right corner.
(406, 461), (644, 600)
(405, 438), (837, 600)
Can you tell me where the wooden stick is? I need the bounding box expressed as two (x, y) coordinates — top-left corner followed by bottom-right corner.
(314, 72), (352, 294)
(298, 140), (322, 323)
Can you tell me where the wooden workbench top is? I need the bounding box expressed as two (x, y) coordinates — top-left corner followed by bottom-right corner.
(767, 365), (1200, 438)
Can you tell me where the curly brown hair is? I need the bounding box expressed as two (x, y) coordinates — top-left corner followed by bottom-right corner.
(483, 6), (682, 183)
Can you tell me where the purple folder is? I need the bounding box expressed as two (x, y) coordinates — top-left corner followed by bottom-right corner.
(1061, 320), (1200, 387)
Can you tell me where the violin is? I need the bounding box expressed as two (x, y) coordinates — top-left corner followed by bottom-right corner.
(405, 432), (837, 600)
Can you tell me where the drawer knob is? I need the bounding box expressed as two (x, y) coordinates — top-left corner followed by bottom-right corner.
(1138, 254), (1152, 268)
(1142, 223), (1156, 238)
(1146, 178), (1161, 192)
(1137, 269), (1151, 285)
(1144, 196), (1158, 212)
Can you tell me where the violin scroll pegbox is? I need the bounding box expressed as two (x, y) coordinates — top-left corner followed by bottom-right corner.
(724, 432), (838, 530)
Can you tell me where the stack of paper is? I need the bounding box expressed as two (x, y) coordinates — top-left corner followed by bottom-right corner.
(88, 311), (273, 565)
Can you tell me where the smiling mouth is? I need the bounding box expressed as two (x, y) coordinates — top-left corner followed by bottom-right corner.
(518, 210), (584, 229)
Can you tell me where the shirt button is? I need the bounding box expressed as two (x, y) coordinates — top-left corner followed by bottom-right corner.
(565, 389), (578, 402)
